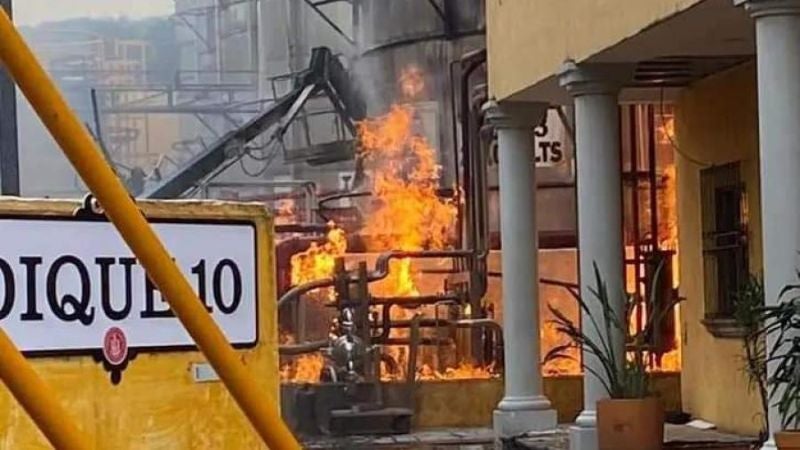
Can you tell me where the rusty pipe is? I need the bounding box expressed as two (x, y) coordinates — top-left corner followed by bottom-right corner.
(277, 250), (473, 308)
(278, 340), (330, 356)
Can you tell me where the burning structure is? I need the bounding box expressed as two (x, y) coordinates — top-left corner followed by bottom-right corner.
(71, 0), (682, 438)
(274, 64), (682, 436)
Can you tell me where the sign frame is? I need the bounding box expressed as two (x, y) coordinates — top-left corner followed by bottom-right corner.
(0, 203), (261, 361)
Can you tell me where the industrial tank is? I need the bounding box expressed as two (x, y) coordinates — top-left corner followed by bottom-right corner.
(353, 0), (485, 186)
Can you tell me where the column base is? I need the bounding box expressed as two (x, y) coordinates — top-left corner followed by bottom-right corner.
(760, 438), (777, 450)
(569, 424), (598, 450)
(493, 408), (557, 438)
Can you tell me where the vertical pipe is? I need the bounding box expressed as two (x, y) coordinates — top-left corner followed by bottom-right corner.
(648, 104), (659, 251)
(629, 105), (643, 332)
(0, 0), (19, 195)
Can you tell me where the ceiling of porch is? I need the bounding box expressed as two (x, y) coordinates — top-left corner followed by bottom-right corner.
(511, 0), (755, 105)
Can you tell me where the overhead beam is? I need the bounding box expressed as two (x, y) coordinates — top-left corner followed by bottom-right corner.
(303, 0), (355, 46)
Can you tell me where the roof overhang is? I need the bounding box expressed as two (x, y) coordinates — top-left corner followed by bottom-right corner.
(506, 0), (755, 105)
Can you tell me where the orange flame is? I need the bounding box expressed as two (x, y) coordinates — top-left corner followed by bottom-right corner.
(399, 65), (425, 99)
(284, 69), (490, 384)
(358, 104), (457, 296)
(541, 321), (581, 376)
(290, 223), (347, 297)
(280, 354), (325, 384)
(417, 363), (496, 381)
(274, 199), (296, 225)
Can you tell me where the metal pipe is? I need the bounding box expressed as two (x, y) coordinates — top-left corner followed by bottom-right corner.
(0, 11), (300, 449)
(449, 59), (461, 240)
(318, 190), (371, 207)
(379, 337), (452, 346)
(373, 318), (502, 334)
(648, 104), (659, 250)
(275, 223), (329, 234)
(205, 180), (318, 223)
(278, 340), (329, 356)
(406, 314), (421, 410)
(278, 249), (473, 308)
(459, 50), (487, 259)
(0, 0), (18, 196)
(629, 105), (643, 332)
(369, 294), (461, 306)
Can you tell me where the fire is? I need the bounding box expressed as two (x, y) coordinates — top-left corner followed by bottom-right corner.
(274, 199), (296, 225)
(282, 67), (489, 384)
(280, 354), (324, 384)
(357, 100), (467, 379)
(290, 223), (347, 289)
(541, 321), (581, 376)
(379, 363), (498, 382)
(399, 65), (425, 99)
(417, 363), (496, 381)
(358, 104), (457, 295)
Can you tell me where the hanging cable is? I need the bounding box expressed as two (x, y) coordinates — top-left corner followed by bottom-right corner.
(659, 87), (711, 167)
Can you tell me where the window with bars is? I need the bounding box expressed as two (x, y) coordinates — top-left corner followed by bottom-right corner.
(700, 162), (748, 321)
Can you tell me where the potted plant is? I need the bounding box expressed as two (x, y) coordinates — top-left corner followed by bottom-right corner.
(731, 275), (769, 441)
(753, 278), (800, 450)
(545, 261), (679, 450)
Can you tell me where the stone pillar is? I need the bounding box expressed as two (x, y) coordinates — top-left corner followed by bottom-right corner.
(559, 62), (628, 450)
(737, 1), (800, 448)
(484, 100), (558, 438)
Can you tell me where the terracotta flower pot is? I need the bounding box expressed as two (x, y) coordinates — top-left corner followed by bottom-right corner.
(776, 431), (800, 450)
(597, 397), (664, 450)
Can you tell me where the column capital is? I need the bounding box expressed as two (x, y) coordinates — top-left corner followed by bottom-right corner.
(735, 0), (800, 17)
(482, 100), (548, 130)
(558, 60), (633, 97)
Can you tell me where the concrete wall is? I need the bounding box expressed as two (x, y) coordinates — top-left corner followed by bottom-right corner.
(0, 199), (278, 448)
(410, 374), (680, 428)
(486, 0), (702, 100)
(675, 63), (762, 435)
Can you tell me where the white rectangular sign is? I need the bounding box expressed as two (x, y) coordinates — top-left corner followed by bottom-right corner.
(0, 217), (257, 354)
(487, 108), (571, 174)
(532, 109), (569, 167)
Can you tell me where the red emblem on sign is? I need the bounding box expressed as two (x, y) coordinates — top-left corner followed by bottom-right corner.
(103, 327), (128, 366)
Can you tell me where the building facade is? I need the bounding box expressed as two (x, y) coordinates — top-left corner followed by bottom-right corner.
(486, 1), (797, 449)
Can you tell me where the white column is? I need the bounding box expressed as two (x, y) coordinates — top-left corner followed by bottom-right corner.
(484, 100), (558, 438)
(559, 62), (628, 450)
(737, 1), (800, 448)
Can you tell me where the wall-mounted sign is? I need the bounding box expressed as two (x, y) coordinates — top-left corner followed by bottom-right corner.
(488, 108), (572, 169)
(0, 217), (257, 359)
(532, 109), (569, 167)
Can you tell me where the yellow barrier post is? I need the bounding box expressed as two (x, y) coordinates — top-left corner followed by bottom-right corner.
(0, 331), (92, 449)
(0, 9), (301, 450)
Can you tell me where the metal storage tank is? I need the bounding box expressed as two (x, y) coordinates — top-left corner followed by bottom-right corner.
(353, 0), (485, 186)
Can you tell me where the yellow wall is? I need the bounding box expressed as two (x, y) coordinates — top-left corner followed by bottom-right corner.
(675, 63), (762, 435)
(0, 199), (278, 449)
(486, 0), (702, 100)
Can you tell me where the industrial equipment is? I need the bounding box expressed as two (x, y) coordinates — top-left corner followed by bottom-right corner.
(144, 46), (366, 199)
(277, 251), (503, 436)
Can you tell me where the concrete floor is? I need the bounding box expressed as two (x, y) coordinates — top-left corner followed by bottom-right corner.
(302, 424), (758, 449)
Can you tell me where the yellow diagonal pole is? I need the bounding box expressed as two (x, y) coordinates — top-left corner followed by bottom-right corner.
(0, 331), (91, 449)
(0, 9), (300, 450)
